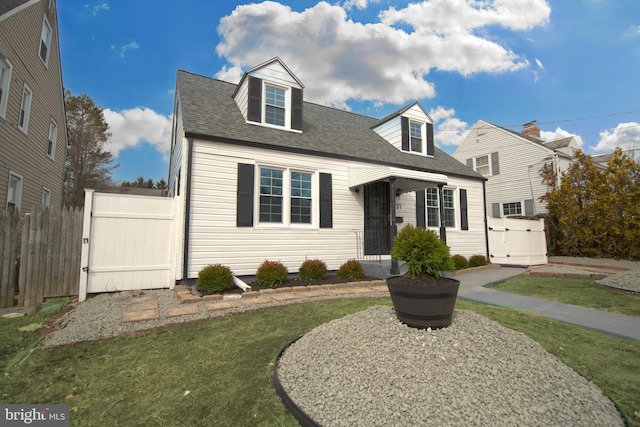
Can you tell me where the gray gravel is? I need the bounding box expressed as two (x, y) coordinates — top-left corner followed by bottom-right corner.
(550, 256), (640, 293)
(597, 270), (640, 293)
(276, 306), (624, 427)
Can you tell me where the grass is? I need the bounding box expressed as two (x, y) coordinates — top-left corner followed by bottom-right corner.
(0, 297), (638, 426)
(487, 275), (640, 317)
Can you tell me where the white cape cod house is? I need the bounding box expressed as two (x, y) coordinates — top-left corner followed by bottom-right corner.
(167, 58), (488, 281)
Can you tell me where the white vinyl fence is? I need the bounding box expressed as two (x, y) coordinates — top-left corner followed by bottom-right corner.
(487, 217), (547, 266)
(79, 190), (177, 301)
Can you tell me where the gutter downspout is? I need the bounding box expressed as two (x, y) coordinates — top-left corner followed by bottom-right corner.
(437, 183), (447, 243)
(182, 137), (194, 284)
(389, 178), (399, 274)
(482, 180), (490, 262)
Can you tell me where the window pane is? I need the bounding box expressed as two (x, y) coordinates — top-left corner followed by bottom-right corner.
(259, 168), (283, 223)
(265, 85), (285, 107)
(503, 202), (522, 216)
(291, 172), (312, 224)
(426, 188), (439, 227)
(265, 105), (285, 126)
(410, 122), (422, 152)
(475, 155), (490, 176)
(444, 189), (455, 227)
(259, 196), (282, 223)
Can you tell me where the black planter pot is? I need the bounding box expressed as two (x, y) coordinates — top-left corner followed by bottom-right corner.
(386, 275), (460, 329)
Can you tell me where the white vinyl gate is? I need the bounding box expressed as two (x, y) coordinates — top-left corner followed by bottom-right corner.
(79, 190), (177, 301)
(487, 217), (548, 266)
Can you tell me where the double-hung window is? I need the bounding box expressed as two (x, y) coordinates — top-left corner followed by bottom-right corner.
(40, 16), (52, 66)
(426, 187), (456, 228)
(7, 171), (23, 211)
(474, 155), (490, 176)
(42, 187), (51, 208)
(265, 85), (286, 127)
(258, 167), (314, 226)
(503, 202), (522, 216)
(410, 121), (422, 153)
(47, 119), (58, 159)
(18, 84), (33, 134)
(0, 56), (12, 119)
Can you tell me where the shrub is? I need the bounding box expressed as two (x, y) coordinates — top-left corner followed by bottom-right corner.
(468, 254), (488, 267)
(451, 254), (468, 271)
(299, 259), (327, 281)
(256, 260), (288, 287)
(337, 259), (365, 280)
(390, 225), (454, 278)
(197, 264), (233, 294)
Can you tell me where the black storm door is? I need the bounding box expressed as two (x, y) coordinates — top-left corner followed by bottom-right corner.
(364, 182), (390, 255)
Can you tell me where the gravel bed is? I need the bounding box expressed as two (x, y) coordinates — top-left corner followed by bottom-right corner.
(276, 306), (624, 427)
(597, 270), (640, 293)
(550, 256), (640, 293)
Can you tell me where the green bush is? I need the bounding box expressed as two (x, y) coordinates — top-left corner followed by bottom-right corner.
(337, 259), (365, 280)
(256, 260), (288, 287)
(451, 254), (468, 270)
(468, 254), (488, 267)
(197, 264), (233, 294)
(390, 225), (454, 278)
(299, 259), (327, 280)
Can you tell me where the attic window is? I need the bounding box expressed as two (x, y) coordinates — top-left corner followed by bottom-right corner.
(410, 122), (422, 153)
(265, 85), (286, 127)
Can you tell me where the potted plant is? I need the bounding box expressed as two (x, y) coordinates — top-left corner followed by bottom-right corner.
(387, 225), (459, 329)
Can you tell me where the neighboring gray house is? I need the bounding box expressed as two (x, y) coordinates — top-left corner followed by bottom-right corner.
(0, 0), (67, 211)
(453, 120), (581, 217)
(168, 57), (488, 280)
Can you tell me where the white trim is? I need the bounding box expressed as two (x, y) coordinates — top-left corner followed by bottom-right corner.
(349, 166), (447, 190)
(47, 118), (58, 159)
(42, 186), (51, 208)
(0, 56), (12, 119)
(18, 83), (32, 134)
(39, 15), (52, 67)
(0, 0), (39, 23)
(7, 170), (23, 211)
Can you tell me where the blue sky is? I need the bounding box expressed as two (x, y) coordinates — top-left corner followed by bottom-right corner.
(57, 0), (640, 184)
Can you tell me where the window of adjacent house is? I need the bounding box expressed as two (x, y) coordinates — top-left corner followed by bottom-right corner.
(40, 16), (53, 66)
(259, 167), (284, 223)
(410, 121), (422, 153)
(265, 84), (286, 127)
(0, 57), (12, 119)
(503, 202), (522, 216)
(474, 155), (490, 176)
(426, 187), (455, 228)
(18, 84), (33, 134)
(7, 172), (23, 211)
(42, 187), (51, 208)
(47, 119), (58, 159)
(290, 171), (312, 224)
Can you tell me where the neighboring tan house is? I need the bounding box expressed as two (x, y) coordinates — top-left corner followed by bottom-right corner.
(453, 120), (581, 217)
(0, 0), (67, 212)
(168, 57), (489, 280)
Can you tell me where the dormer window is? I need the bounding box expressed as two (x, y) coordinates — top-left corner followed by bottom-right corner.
(410, 121), (422, 153)
(265, 84), (286, 127)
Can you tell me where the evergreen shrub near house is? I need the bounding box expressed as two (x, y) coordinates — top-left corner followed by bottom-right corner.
(468, 254), (488, 267)
(337, 259), (365, 280)
(390, 225), (454, 278)
(256, 260), (288, 287)
(451, 254), (469, 271)
(197, 264), (233, 294)
(299, 259), (327, 281)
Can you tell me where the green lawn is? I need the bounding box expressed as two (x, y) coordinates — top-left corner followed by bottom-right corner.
(1, 297), (638, 426)
(488, 275), (640, 317)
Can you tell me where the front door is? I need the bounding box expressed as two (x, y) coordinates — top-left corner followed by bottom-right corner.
(364, 182), (390, 255)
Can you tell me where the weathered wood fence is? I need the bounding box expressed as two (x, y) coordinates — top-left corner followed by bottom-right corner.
(0, 207), (83, 308)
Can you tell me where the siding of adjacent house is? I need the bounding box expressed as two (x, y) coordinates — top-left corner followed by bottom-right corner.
(453, 121), (555, 216)
(182, 138), (486, 277)
(0, 0), (66, 211)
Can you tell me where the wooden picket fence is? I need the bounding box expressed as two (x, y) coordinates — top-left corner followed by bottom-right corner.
(0, 207), (83, 308)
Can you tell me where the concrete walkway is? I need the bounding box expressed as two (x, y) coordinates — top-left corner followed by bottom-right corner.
(456, 267), (640, 341)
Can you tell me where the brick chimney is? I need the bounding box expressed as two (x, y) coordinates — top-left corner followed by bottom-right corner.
(522, 120), (541, 139)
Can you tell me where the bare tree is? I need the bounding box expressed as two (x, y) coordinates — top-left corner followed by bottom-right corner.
(64, 91), (118, 207)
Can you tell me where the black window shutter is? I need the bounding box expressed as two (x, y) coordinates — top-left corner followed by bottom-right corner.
(291, 87), (303, 131)
(426, 123), (435, 156)
(237, 163), (255, 227)
(247, 76), (262, 123)
(319, 173), (333, 228)
(466, 158), (473, 168)
(416, 189), (426, 228)
(491, 152), (500, 175)
(492, 202), (501, 218)
(459, 189), (468, 230)
(524, 199), (534, 216)
(401, 117), (409, 151)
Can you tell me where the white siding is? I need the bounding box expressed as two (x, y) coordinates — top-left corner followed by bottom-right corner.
(233, 77), (249, 120)
(373, 116), (402, 150)
(453, 121), (554, 215)
(183, 140), (487, 277)
(250, 60), (302, 89)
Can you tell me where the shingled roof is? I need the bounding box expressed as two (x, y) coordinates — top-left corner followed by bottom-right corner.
(176, 70), (482, 181)
(0, 0), (31, 17)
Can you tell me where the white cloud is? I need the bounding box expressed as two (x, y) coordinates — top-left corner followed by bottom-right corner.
(593, 122), (640, 153)
(540, 127), (585, 147)
(215, 0), (550, 107)
(535, 58), (544, 70)
(428, 106), (470, 147)
(111, 41), (139, 58)
(103, 107), (172, 157)
(342, 0), (379, 10)
(85, 2), (110, 16)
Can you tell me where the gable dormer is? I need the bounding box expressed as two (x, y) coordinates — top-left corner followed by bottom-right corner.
(372, 101), (435, 157)
(232, 57), (304, 132)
